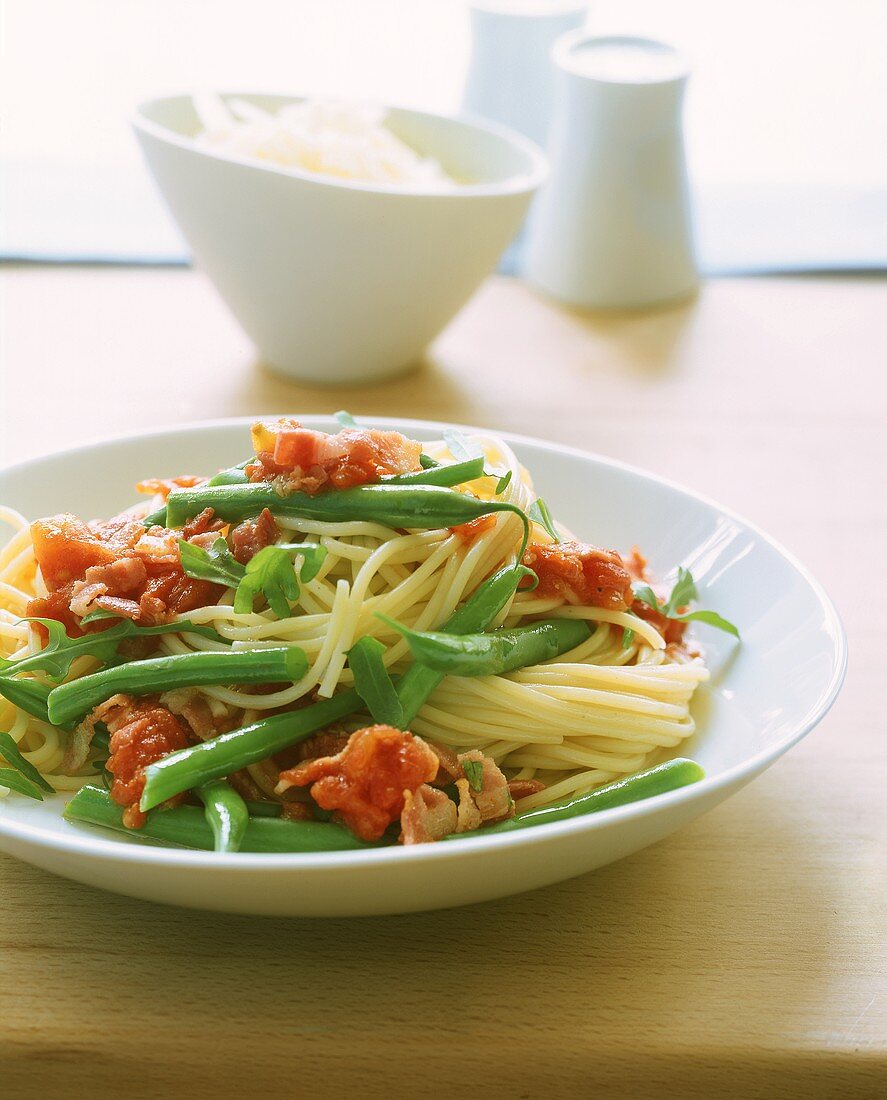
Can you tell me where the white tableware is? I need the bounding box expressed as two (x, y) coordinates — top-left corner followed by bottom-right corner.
(463, 1), (589, 148)
(0, 418), (846, 917)
(524, 34), (698, 308)
(132, 96), (546, 385)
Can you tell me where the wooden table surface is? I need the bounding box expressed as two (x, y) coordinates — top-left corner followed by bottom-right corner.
(0, 266), (884, 1097)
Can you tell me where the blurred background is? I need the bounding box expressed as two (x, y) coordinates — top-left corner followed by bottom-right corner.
(3, 0), (886, 273)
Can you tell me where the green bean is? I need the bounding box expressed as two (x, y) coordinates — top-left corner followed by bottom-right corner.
(396, 563), (536, 724)
(149, 459), (484, 528)
(67, 759), (704, 853)
(143, 506), (168, 528)
(47, 647), (308, 726)
(208, 462), (251, 487)
(383, 618), (591, 677)
(140, 690), (362, 811)
(65, 784), (387, 851)
(244, 800), (285, 818)
(143, 462), (251, 528)
(196, 779), (249, 853)
(0, 676), (60, 726)
(140, 563), (533, 809)
(444, 759), (705, 839)
(387, 457), (485, 487)
(165, 482), (528, 550)
(348, 637), (404, 727)
(0, 731), (54, 793)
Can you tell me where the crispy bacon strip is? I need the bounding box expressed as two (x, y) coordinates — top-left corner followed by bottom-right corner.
(181, 507), (224, 540)
(135, 474), (207, 500)
(275, 724), (439, 841)
(247, 419), (423, 495)
(400, 784), (457, 845)
(507, 779), (546, 801)
(28, 512), (223, 633)
(522, 540), (633, 610)
(229, 508), (279, 565)
(455, 750), (514, 832)
(625, 545), (649, 582)
(102, 699), (192, 828)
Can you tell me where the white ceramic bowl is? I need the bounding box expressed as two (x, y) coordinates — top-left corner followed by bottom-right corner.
(132, 95), (547, 384)
(0, 418), (846, 916)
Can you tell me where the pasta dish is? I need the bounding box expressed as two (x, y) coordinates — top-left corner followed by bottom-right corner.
(0, 417), (737, 852)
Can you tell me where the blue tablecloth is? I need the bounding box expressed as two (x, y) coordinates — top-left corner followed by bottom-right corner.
(3, 158), (885, 276)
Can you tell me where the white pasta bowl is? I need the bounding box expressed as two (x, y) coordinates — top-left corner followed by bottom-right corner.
(0, 418), (846, 916)
(132, 95), (546, 385)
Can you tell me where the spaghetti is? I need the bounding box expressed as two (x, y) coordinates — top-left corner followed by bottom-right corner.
(0, 422), (728, 849)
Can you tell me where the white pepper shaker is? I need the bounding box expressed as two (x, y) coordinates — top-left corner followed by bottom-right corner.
(462, 2), (589, 148)
(524, 33), (698, 309)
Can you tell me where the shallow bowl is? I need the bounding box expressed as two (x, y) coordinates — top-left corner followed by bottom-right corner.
(0, 418), (846, 915)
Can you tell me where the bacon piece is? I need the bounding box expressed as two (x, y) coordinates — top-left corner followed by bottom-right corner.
(507, 779), (546, 801)
(427, 741), (462, 786)
(274, 726), (351, 771)
(69, 557), (148, 618)
(631, 599), (688, 646)
(280, 801), (315, 822)
(133, 528), (180, 567)
(229, 508), (280, 565)
(522, 540), (633, 610)
(454, 750), (514, 833)
(136, 474), (207, 500)
(29, 512), (224, 632)
(450, 514), (496, 544)
(400, 784), (457, 845)
(247, 420), (423, 495)
(625, 545), (649, 582)
(182, 508), (224, 540)
(160, 687), (228, 741)
(103, 701), (192, 828)
(275, 724), (439, 841)
(227, 769), (267, 803)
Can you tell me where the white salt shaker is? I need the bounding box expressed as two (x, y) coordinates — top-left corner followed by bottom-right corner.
(524, 33), (698, 309)
(462, 2), (589, 148)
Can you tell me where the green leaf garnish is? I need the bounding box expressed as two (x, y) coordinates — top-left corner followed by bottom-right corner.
(462, 759), (484, 792)
(178, 537), (243, 589)
(632, 585), (660, 613)
(334, 410), (359, 428)
(90, 724), (111, 756)
(495, 470), (513, 495)
(633, 567), (739, 638)
(179, 537), (326, 620)
(662, 566), (698, 617)
(0, 676), (55, 725)
(621, 627), (636, 649)
(527, 498), (561, 543)
(673, 609), (740, 637)
(0, 731), (54, 793)
(347, 637), (404, 728)
(233, 543), (327, 619)
(0, 616), (226, 683)
(418, 454), (440, 470)
(443, 429), (483, 463)
(0, 768), (45, 801)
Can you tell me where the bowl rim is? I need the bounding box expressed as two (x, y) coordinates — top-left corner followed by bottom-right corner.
(132, 92), (549, 198)
(0, 415), (848, 872)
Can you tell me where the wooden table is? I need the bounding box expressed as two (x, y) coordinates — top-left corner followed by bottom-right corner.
(0, 266), (884, 1097)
